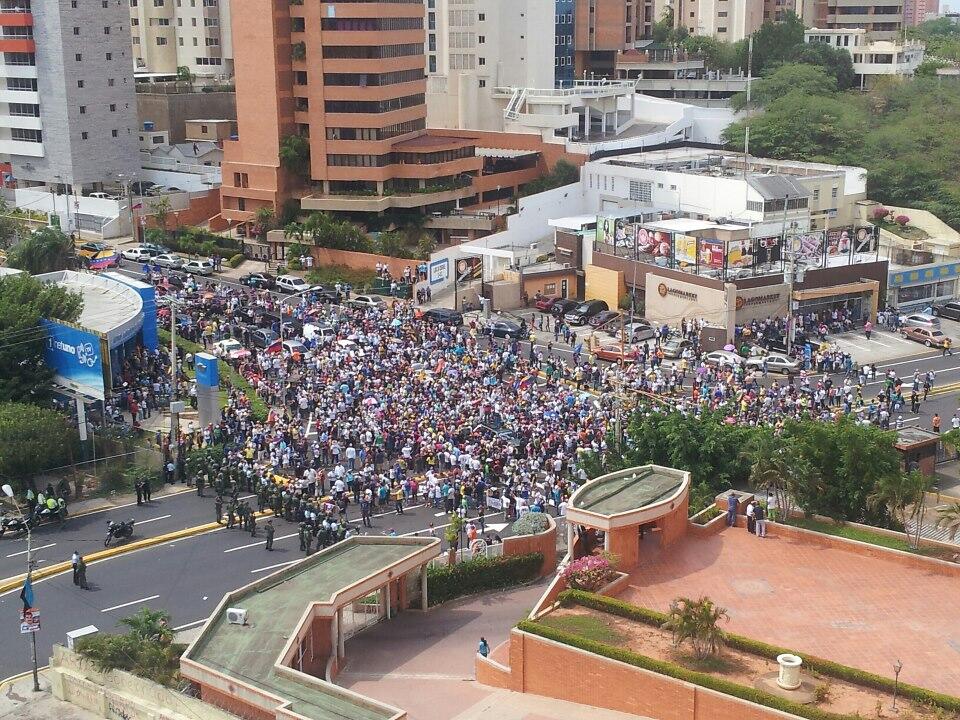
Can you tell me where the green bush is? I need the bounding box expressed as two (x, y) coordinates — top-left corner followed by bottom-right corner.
(511, 512), (550, 536)
(228, 253), (245, 269)
(427, 552), (543, 606)
(557, 591), (960, 713)
(287, 257), (302, 271)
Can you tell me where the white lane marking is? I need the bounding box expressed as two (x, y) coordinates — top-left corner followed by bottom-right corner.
(101, 594), (160, 613)
(136, 514), (172, 525)
(485, 523), (508, 532)
(173, 618), (208, 631)
(250, 560), (299, 574)
(6, 543), (55, 558)
(400, 511), (507, 537)
(223, 532), (298, 553)
(433, 511), (446, 517)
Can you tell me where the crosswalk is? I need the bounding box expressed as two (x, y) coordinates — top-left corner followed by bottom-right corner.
(829, 330), (939, 364)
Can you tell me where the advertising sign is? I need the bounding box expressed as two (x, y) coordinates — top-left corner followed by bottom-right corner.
(825, 228), (853, 260)
(792, 231), (825, 267)
(20, 607), (39, 634)
(636, 227), (673, 265)
(673, 234), (699, 267)
(429, 258), (449, 285)
(853, 225), (879, 257)
(41, 320), (109, 400)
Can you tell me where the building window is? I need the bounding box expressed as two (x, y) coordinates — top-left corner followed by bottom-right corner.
(479, 79), (486, 87)
(79, 105), (86, 114)
(831, 186), (838, 198)
(104, 26), (110, 34)
(153, 0), (164, 5)
(629, 180), (651, 202)
(73, 27), (80, 35)
(75, 53), (82, 61)
(106, 53), (112, 60)
(428, 55), (436, 72)
(77, 80), (84, 88)
(717, 26), (727, 32)
(156, 37), (167, 45)
(479, 35), (485, 43)
(108, 78), (115, 86)
(12, 128), (41, 142)
(478, 57), (485, 65)
(813, 188), (819, 200)
(81, 131), (88, 140)
(237, 198), (246, 211)
(478, 13), (484, 20)
(109, 103), (116, 111)
(112, 129), (118, 137)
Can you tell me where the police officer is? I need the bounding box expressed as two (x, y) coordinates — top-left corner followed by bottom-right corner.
(304, 528), (313, 555)
(264, 519), (275, 551)
(298, 522), (307, 551)
(226, 503), (236, 529)
(196, 472), (205, 498)
(215, 495), (223, 525)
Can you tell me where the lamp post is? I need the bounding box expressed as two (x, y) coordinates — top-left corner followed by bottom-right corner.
(892, 659), (903, 712)
(2, 484), (40, 692)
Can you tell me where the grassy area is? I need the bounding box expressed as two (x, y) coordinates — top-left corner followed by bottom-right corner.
(784, 516), (954, 559)
(305, 265), (376, 289)
(158, 329), (269, 422)
(538, 614), (626, 646)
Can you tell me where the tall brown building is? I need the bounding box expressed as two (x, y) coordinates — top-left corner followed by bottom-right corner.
(799, 0), (904, 39)
(574, 0), (665, 78)
(221, 0), (482, 223)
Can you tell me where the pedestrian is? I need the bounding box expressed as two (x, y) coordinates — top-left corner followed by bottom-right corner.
(76, 555), (89, 590)
(197, 472), (205, 497)
(933, 413), (942, 433)
(754, 503), (767, 538)
(478, 637), (490, 657)
(304, 529), (313, 555)
(72, 550), (80, 585)
(945, 337), (954, 357)
(265, 518), (275, 550)
(143, 475), (152, 502)
(746, 500), (756, 534)
(864, 320), (873, 340)
(226, 503), (236, 529)
(215, 495), (223, 524)
(135, 480), (143, 506)
(725, 491), (738, 527)
(299, 522), (307, 551)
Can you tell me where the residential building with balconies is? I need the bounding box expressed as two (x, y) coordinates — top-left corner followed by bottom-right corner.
(800, 0), (904, 40)
(0, 0), (139, 191)
(805, 28), (925, 87)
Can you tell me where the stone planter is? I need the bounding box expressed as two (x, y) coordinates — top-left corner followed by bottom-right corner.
(777, 653), (803, 690)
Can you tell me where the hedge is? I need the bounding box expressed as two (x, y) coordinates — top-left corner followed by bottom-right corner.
(556, 590), (960, 714)
(228, 253), (245, 269)
(158, 329), (269, 422)
(427, 552), (543, 606)
(518, 619), (854, 720)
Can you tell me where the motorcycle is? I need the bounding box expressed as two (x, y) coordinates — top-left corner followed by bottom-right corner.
(104, 519), (136, 547)
(0, 513), (34, 538)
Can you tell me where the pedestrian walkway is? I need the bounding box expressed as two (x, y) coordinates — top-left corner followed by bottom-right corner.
(829, 328), (936, 364)
(67, 480), (188, 518)
(0, 669), (99, 720)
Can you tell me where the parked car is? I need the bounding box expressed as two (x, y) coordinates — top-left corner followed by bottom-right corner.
(901, 326), (952, 348)
(153, 253), (184, 269)
(282, 340), (307, 355)
(142, 242), (170, 255)
(745, 353), (802, 375)
(349, 294), (388, 310)
(250, 328), (279, 349)
(485, 319), (526, 339)
(275, 275), (310, 294)
(88, 192), (119, 200)
(899, 312), (940, 330)
(704, 350), (745, 368)
(239, 272), (276, 290)
(617, 322), (657, 343)
(303, 324), (336, 343)
(549, 299), (578, 317)
(931, 302), (960, 322)
(423, 307), (463, 326)
(594, 344), (639, 363)
(77, 242), (111, 259)
(212, 338), (243, 357)
(121, 245), (159, 262)
(183, 259), (214, 276)
(564, 299), (609, 326)
(534, 295), (560, 312)
(588, 310), (621, 329)
(660, 338), (692, 359)
(309, 284), (339, 304)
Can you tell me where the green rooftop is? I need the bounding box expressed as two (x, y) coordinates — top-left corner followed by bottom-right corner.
(188, 540), (432, 720)
(572, 467), (685, 516)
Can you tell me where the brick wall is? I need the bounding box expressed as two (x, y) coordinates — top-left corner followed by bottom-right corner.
(199, 683), (275, 720)
(502, 516), (558, 577)
(145, 189), (222, 231)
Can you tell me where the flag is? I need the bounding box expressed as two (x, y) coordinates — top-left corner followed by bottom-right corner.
(19, 577), (33, 610)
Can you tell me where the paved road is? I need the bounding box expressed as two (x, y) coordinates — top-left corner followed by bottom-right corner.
(0, 495), (521, 679)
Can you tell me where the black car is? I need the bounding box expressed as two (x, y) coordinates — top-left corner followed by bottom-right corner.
(550, 299), (578, 317)
(423, 307), (463, 326)
(239, 272), (276, 290)
(932, 301), (960, 321)
(250, 328), (279, 349)
(309, 284), (340, 304)
(485, 319), (526, 339)
(255, 311), (281, 330)
(281, 318), (303, 336)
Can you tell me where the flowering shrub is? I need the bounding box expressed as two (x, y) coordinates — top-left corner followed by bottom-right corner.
(871, 206), (890, 221)
(895, 214), (910, 227)
(559, 554), (618, 591)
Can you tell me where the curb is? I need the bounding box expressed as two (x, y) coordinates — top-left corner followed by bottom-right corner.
(0, 507), (278, 594)
(0, 666), (48, 691)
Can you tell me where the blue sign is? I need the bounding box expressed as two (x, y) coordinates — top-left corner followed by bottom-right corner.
(890, 261), (960, 289)
(194, 352), (219, 389)
(103, 272), (158, 351)
(429, 258), (450, 286)
(41, 320), (107, 400)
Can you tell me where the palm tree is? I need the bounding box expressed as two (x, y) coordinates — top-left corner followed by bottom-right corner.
(662, 596), (728, 659)
(936, 502), (960, 540)
(254, 206), (275, 240)
(283, 221), (306, 244)
(120, 607), (173, 643)
(740, 427), (808, 521)
(150, 196), (172, 237)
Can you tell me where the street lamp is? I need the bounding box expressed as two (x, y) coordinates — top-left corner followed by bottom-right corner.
(892, 659), (903, 712)
(2, 484), (40, 692)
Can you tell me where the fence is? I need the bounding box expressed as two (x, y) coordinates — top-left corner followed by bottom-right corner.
(428, 540), (504, 569)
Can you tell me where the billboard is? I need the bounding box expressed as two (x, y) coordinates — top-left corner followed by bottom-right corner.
(41, 320), (109, 400)
(429, 258), (449, 285)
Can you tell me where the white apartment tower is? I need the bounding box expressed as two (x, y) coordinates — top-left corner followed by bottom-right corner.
(129, 0), (233, 79)
(0, 0), (139, 189)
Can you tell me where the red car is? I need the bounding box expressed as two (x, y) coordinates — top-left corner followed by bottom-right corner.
(594, 344), (639, 363)
(534, 295), (559, 312)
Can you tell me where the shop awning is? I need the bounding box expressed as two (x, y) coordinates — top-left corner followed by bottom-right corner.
(792, 279), (879, 301)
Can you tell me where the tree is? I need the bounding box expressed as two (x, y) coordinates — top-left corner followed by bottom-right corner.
(740, 426), (813, 521)
(175, 65), (195, 89)
(0, 274), (82, 402)
(254, 206), (275, 240)
(787, 42), (856, 90)
(7, 227), (75, 274)
(683, 36), (742, 72)
(76, 607), (182, 687)
(731, 64), (838, 111)
(0, 402), (78, 493)
(867, 470), (932, 547)
(936, 502), (960, 540)
(520, 159), (581, 197)
(149, 196), (172, 237)
(283, 221), (306, 244)
(0, 198), (25, 251)
(279, 134), (311, 179)
(376, 231), (409, 259)
(748, 13), (805, 76)
(120, 607), (174, 644)
(662, 596), (728, 660)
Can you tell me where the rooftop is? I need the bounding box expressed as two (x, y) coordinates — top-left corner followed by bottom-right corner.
(185, 537), (439, 720)
(35, 270), (143, 348)
(569, 465), (688, 520)
(391, 133), (475, 151)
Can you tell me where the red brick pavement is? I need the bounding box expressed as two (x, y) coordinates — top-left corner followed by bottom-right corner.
(621, 527), (960, 696)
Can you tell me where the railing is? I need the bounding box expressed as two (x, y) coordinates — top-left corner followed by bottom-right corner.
(428, 541), (504, 569)
(496, 80), (634, 101)
(503, 87), (526, 120)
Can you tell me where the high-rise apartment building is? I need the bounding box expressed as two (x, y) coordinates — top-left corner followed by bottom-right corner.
(129, 0), (234, 79)
(0, 0), (139, 189)
(222, 0), (483, 222)
(573, 0), (668, 77)
(800, 0), (904, 38)
(674, 0), (764, 41)
(904, 0), (938, 25)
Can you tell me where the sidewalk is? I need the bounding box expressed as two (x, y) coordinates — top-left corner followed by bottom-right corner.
(69, 482), (191, 519)
(0, 669), (99, 720)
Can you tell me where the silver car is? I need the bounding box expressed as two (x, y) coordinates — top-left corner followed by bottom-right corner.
(745, 353), (801, 375)
(153, 253), (184, 269)
(899, 313), (940, 330)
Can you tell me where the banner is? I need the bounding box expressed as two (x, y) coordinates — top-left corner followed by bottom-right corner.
(825, 227), (853, 261)
(636, 227), (673, 265)
(41, 320), (109, 400)
(674, 234), (698, 267)
(792, 231), (825, 268)
(429, 258), (449, 285)
(852, 225), (878, 257)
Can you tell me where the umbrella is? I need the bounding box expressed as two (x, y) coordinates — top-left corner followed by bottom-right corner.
(723, 344), (736, 351)
(391, 318), (402, 327)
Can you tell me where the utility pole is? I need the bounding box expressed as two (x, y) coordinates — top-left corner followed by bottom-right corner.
(781, 196), (795, 356)
(2, 485), (40, 692)
(743, 35), (753, 177)
(169, 302), (182, 483)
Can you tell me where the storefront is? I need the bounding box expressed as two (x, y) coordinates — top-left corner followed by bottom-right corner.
(888, 261), (960, 310)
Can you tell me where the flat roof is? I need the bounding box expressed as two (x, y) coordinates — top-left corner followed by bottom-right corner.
(572, 466), (686, 517)
(36, 270), (143, 348)
(187, 538), (438, 720)
(644, 218), (718, 233)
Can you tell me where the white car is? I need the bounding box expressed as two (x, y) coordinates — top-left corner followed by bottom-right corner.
(183, 259), (214, 276)
(121, 245), (158, 262)
(349, 294), (387, 310)
(275, 274), (310, 294)
(899, 312), (940, 330)
(212, 338), (243, 357)
(704, 350), (744, 368)
(282, 340), (307, 355)
(745, 353), (802, 375)
(609, 321), (656, 343)
(303, 323), (336, 342)
(153, 253), (184, 269)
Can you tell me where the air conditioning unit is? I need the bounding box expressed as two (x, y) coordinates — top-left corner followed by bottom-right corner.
(226, 608), (248, 625)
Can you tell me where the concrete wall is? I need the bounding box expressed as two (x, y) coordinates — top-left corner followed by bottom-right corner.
(264, 232), (417, 278)
(502, 513), (558, 577)
(137, 93), (238, 144)
(584, 264), (623, 309)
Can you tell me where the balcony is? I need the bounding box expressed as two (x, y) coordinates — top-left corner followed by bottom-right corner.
(0, 113), (40, 129)
(301, 183), (475, 212)
(0, 87), (36, 103)
(0, 62), (36, 78)
(0, 12), (31, 27)
(0, 137), (42, 156)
